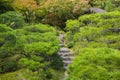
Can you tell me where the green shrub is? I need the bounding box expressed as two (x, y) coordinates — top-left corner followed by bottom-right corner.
(35, 0), (90, 27)
(67, 48), (120, 80)
(24, 42), (59, 55)
(65, 20), (81, 33)
(0, 24), (16, 58)
(0, 24), (20, 73)
(0, 69), (42, 80)
(19, 58), (41, 71)
(0, 11), (26, 29)
(0, 0), (14, 13)
(67, 41), (74, 48)
(78, 12), (120, 29)
(50, 53), (63, 70)
(74, 26), (103, 42)
(23, 24), (55, 33)
(0, 60), (17, 73)
(89, 0), (120, 11)
(0, 24), (12, 47)
(0, 23), (62, 80)
(0, 24), (12, 32)
(65, 11), (120, 51)
(65, 12), (120, 80)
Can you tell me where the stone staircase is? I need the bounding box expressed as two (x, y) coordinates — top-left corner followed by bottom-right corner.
(58, 34), (74, 70)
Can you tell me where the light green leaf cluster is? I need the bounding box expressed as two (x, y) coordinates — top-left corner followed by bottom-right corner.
(66, 11), (120, 79)
(67, 48), (120, 80)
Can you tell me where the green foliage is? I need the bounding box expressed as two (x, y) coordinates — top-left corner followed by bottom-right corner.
(35, 0), (90, 27)
(19, 58), (41, 71)
(23, 23), (55, 33)
(103, 0), (120, 11)
(0, 24), (12, 32)
(13, 0), (38, 24)
(1, 60), (17, 73)
(67, 48), (120, 80)
(0, 69), (42, 80)
(0, 24), (19, 73)
(74, 26), (103, 42)
(65, 20), (81, 33)
(50, 53), (63, 70)
(0, 0), (14, 13)
(0, 11), (25, 29)
(89, 0), (120, 11)
(3, 0), (120, 79)
(65, 11), (120, 79)
(67, 41), (74, 48)
(0, 68), (63, 80)
(0, 23), (63, 80)
(65, 11), (120, 80)
(19, 24), (62, 79)
(0, 24), (16, 57)
(66, 11), (120, 50)
(25, 42), (59, 55)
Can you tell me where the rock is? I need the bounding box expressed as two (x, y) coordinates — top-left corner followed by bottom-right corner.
(90, 7), (106, 13)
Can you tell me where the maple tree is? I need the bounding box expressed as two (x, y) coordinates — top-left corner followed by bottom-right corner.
(13, 0), (38, 24)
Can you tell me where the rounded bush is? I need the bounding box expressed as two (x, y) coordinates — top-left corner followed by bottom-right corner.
(0, 11), (25, 29)
(67, 48), (120, 80)
(1, 60), (17, 73)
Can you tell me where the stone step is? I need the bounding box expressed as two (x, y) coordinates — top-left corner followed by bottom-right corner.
(58, 51), (72, 54)
(60, 53), (74, 57)
(60, 41), (64, 44)
(59, 44), (64, 47)
(62, 56), (74, 59)
(59, 54), (73, 57)
(63, 61), (72, 64)
(59, 48), (70, 52)
(59, 54), (73, 58)
(63, 66), (68, 70)
(62, 57), (74, 61)
(63, 63), (68, 66)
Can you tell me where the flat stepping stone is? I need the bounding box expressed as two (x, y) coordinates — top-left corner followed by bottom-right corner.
(64, 63), (68, 66)
(58, 51), (72, 54)
(62, 57), (74, 61)
(63, 66), (68, 70)
(59, 53), (73, 57)
(90, 7), (106, 13)
(61, 53), (74, 57)
(59, 44), (64, 47)
(63, 61), (72, 64)
(62, 56), (74, 59)
(60, 48), (70, 52)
